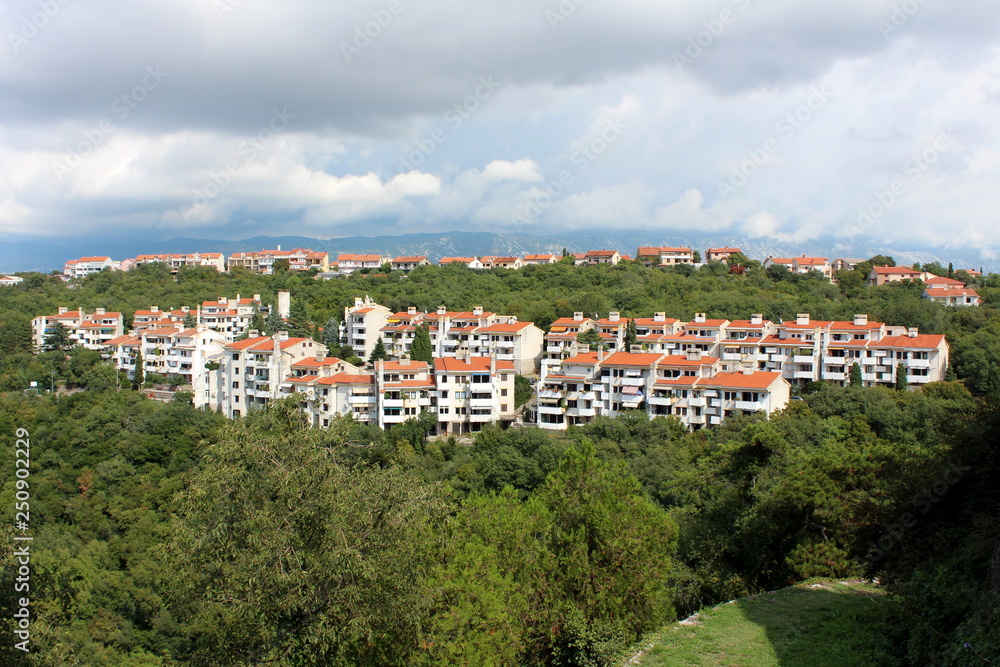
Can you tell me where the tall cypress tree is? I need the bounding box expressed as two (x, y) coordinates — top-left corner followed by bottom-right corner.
(624, 320), (637, 349)
(849, 362), (863, 388)
(411, 324), (433, 363)
(133, 349), (145, 389)
(895, 363), (908, 391)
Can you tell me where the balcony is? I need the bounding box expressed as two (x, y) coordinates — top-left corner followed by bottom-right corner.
(566, 407), (596, 417)
(647, 395), (674, 406)
(793, 354), (815, 363)
(538, 389), (564, 401)
(470, 412), (494, 423)
(619, 377), (645, 387)
(722, 352), (742, 361)
(382, 398), (404, 409)
(470, 398), (495, 409)
(734, 400), (764, 411)
(793, 371), (816, 380)
(907, 358), (932, 368)
(688, 397), (707, 407)
(538, 404), (565, 415)
(822, 372), (845, 381)
(823, 357), (846, 365)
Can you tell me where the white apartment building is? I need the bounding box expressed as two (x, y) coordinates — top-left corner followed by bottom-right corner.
(537, 349), (790, 431)
(522, 254), (559, 265)
(32, 307), (125, 351)
(63, 256), (119, 280)
(636, 246), (694, 266)
(471, 320), (545, 374)
(433, 356), (517, 435)
(438, 257), (486, 269)
(923, 288), (981, 306)
(228, 248), (330, 274)
(337, 254), (389, 273)
(344, 296), (393, 360)
(132, 253), (226, 272)
(374, 359), (435, 429)
(544, 312), (596, 359)
(278, 353), (372, 426)
(213, 334), (325, 418)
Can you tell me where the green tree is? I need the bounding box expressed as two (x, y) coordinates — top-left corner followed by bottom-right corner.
(182, 313), (197, 328)
(625, 319), (638, 349)
(133, 349), (145, 388)
(692, 250), (702, 263)
(369, 337), (388, 363)
(867, 254), (895, 267)
(895, 362), (907, 391)
(272, 258), (290, 273)
(166, 404), (450, 666)
(42, 321), (74, 352)
(264, 306), (284, 334)
(849, 362), (863, 387)
(726, 252), (751, 267)
(576, 328), (603, 348)
(322, 317), (340, 351)
(411, 323), (433, 363)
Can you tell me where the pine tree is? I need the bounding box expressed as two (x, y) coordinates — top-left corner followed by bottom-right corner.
(368, 337), (388, 363)
(624, 320), (637, 349)
(323, 317), (341, 351)
(42, 321), (75, 352)
(948, 262), (954, 278)
(895, 363), (908, 391)
(849, 362), (863, 388)
(249, 305), (265, 332)
(411, 324), (433, 363)
(265, 307), (284, 335)
(182, 313), (197, 328)
(286, 300), (312, 338)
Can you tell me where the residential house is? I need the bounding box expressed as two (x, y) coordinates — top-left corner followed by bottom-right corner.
(390, 256), (431, 272)
(706, 247), (742, 263)
(923, 288), (981, 306)
(32, 307), (124, 350)
(636, 246), (694, 266)
(63, 256), (119, 280)
(344, 296), (393, 360)
(868, 266), (932, 286)
(544, 312), (596, 359)
(585, 250), (622, 265)
(522, 254), (559, 265)
(432, 356), (516, 434)
(337, 254), (388, 273)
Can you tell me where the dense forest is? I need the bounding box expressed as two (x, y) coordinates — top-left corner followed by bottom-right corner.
(1, 260), (998, 665)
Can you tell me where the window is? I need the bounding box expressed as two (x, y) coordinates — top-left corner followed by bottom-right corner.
(501, 388), (508, 396)
(501, 404), (509, 412)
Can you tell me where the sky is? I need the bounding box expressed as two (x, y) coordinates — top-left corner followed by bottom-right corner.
(1, 0), (999, 257)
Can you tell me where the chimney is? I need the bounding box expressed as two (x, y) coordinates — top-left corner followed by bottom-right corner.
(354, 297), (363, 308)
(401, 355), (411, 366)
(854, 314), (868, 327)
(316, 349), (326, 362)
(630, 344), (643, 353)
(654, 312), (666, 322)
(490, 354), (497, 375)
(609, 311), (620, 322)
(219, 296), (228, 305)
(253, 293), (261, 302)
(694, 312), (706, 323)
(907, 327), (918, 338)
(473, 305), (483, 317)
(95, 307), (105, 315)
(508, 316), (517, 324)
(59, 307), (68, 314)
(236, 294), (241, 302)
(437, 306), (447, 315)
(796, 313), (810, 326)
(407, 306), (417, 315)
(151, 306), (159, 313)
(277, 245), (281, 251)
(578, 343), (590, 354)
(277, 290), (291, 319)
(751, 313), (763, 325)
(742, 367), (754, 375)
(275, 330), (289, 342)
(248, 329), (259, 338)
(598, 346), (608, 363)
(573, 311), (584, 321)
(686, 349), (703, 361)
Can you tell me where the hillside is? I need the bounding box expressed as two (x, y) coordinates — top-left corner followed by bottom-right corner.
(623, 580), (898, 667)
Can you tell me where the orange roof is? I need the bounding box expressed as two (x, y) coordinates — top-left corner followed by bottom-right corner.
(439, 257), (475, 263)
(338, 254), (383, 262)
(433, 357), (515, 372)
(877, 334), (946, 349)
(925, 276), (965, 287)
(524, 254), (557, 260)
(392, 256), (428, 263)
(384, 380), (436, 389)
(586, 250), (619, 257)
(315, 373), (375, 385)
(873, 266), (922, 275)
(634, 317), (679, 326)
(477, 321), (534, 333)
(686, 319), (729, 327)
(292, 357), (346, 367)
(78, 256), (111, 262)
(657, 354), (719, 367)
(561, 351), (600, 365)
(708, 247), (742, 253)
(794, 256), (828, 265)
(382, 360), (430, 371)
(727, 320), (768, 328)
(702, 371), (784, 390)
(602, 351), (664, 367)
(925, 288), (979, 297)
(104, 335), (139, 346)
(768, 257), (794, 264)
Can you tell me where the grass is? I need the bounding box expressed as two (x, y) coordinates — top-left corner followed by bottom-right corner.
(622, 579), (901, 667)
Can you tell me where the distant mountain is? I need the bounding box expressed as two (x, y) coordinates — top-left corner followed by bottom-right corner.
(0, 230), (994, 274)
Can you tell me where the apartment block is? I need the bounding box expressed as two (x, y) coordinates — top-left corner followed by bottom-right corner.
(131, 252), (226, 272)
(337, 254), (389, 273)
(63, 256), (119, 280)
(706, 247), (743, 263)
(636, 246), (694, 266)
(868, 266), (932, 286)
(375, 359), (436, 428)
(277, 352), (372, 426)
(214, 333), (326, 418)
(227, 248), (330, 274)
(432, 356), (516, 435)
(197, 294), (263, 342)
(31, 307), (124, 350)
(545, 312), (596, 359)
(344, 296), (393, 360)
(471, 320), (545, 374)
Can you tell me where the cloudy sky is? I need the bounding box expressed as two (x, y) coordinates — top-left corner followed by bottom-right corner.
(1, 0), (998, 254)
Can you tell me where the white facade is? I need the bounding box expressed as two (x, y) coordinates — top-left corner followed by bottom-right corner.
(32, 307), (124, 351)
(344, 296), (393, 360)
(432, 356), (516, 434)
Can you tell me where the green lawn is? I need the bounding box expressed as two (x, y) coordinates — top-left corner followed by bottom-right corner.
(623, 580), (901, 667)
